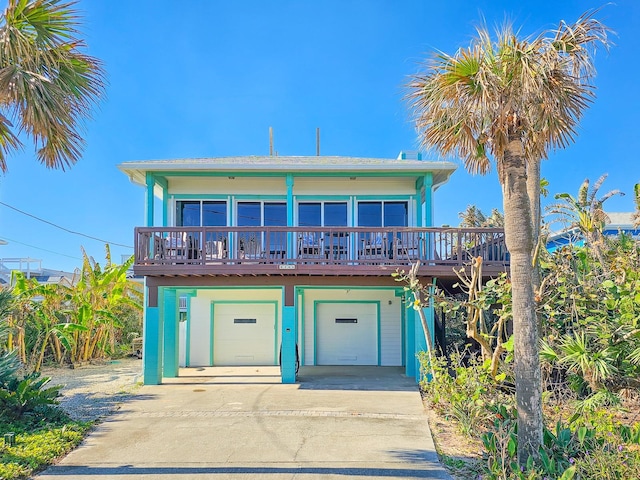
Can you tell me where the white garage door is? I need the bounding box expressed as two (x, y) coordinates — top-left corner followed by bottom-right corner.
(212, 303), (277, 365)
(316, 303), (378, 365)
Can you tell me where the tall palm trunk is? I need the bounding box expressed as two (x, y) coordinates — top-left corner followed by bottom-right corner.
(501, 138), (543, 464)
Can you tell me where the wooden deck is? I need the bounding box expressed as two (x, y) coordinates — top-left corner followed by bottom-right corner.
(133, 226), (509, 278)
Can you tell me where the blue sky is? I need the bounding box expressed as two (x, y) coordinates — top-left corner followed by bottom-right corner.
(0, 0), (638, 273)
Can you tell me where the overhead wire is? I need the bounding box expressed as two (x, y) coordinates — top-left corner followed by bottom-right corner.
(0, 236), (81, 260)
(0, 201), (133, 249)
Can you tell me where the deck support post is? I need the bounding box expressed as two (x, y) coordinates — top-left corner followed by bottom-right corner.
(281, 305), (296, 383)
(143, 284), (163, 385)
(405, 301), (417, 379)
(414, 305), (427, 383)
(162, 288), (179, 378)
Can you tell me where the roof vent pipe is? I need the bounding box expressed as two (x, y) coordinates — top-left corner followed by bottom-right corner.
(316, 127), (320, 156)
(269, 127), (274, 156)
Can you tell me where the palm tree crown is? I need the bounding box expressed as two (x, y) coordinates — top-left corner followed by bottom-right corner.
(406, 10), (609, 179)
(0, 0), (105, 172)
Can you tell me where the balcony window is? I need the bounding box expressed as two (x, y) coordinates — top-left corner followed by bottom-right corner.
(297, 202), (347, 227)
(237, 201), (287, 256)
(357, 201), (407, 227)
(176, 201), (227, 226)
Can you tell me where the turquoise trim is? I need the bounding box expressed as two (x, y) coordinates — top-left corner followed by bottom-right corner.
(424, 172), (433, 227)
(149, 171), (440, 179)
(145, 173), (155, 227)
(286, 174), (294, 254)
(178, 291), (196, 367)
(353, 195), (416, 200)
(295, 195), (352, 200)
(400, 297), (406, 366)
(170, 194), (235, 200)
(143, 284), (162, 385)
(210, 300), (279, 366)
(281, 306), (296, 383)
(414, 306), (427, 383)
(312, 300), (381, 366)
(297, 285), (397, 291)
(299, 288), (305, 364)
(162, 288), (178, 377)
(405, 299), (416, 379)
(162, 187), (168, 227)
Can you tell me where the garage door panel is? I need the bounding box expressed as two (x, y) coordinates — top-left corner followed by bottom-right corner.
(316, 303), (377, 365)
(213, 304), (276, 366)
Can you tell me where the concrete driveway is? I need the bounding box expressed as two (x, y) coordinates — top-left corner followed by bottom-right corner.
(37, 366), (452, 480)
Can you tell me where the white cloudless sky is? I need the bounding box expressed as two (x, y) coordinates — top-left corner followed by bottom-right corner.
(1, 0), (638, 272)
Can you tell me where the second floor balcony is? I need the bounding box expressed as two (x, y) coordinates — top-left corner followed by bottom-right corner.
(133, 226), (509, 278)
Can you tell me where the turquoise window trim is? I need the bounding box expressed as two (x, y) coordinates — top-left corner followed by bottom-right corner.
(295, 195), (352, 201)
(353, 195), (416, 201)
(297, 285), (397, 291)
(312, 300), (381, 366)
(170, 194), (233, 200)
(177, 286), (281, 292)
(210, 300), (279, 366)
(234, 195), (287, 200)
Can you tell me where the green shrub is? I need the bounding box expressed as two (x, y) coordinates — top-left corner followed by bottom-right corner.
(419, 350), (512, 437)
(0, 372), (61, 421)
(479, 405), (640, 479)
(0, 422), (91, 479)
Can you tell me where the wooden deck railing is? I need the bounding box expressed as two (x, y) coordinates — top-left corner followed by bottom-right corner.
(133, 226), (509, 275)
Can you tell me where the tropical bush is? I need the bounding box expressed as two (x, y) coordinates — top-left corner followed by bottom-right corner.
(412, 178), (640, 478)
(6, 246), (142, 370)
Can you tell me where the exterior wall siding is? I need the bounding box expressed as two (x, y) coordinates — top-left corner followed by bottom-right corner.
(169, 177), (287, 195)
(294, 177), (416, 196)
(300, 287), (402, 367)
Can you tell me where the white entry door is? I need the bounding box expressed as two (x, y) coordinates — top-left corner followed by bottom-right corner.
(212, 303), (277, 365)
(315, 302), (377, 365)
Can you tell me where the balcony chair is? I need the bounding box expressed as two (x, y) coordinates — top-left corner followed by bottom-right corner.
(205, 236), (227, 263)
(395, 232), (421, 262)
(298, 233), (323, 261)
(325, 231), (349, 261)
(239, 235), (264, 264)
(359, 232), (387, 262)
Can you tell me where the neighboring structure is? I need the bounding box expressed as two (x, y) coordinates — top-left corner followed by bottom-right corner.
(0, 257), (75, 286)
(119, 153), (510, 385)
(546, 212), (640, 252)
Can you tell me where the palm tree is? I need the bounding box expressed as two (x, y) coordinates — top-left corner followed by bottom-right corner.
(550, 174), (624, 266)
(0, 0), (105, 172)
(406, 11), (609, 464)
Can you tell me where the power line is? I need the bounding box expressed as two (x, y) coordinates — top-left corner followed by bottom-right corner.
(0, 236), (81, 260)
(0, 201), (133, 249)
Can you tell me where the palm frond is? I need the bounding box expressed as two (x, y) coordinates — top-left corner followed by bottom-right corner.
(405, 11), (609, 178)
(0, 0), (105, 172)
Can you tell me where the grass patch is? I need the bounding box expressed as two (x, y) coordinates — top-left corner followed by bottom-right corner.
(0, 418), (92, 479)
